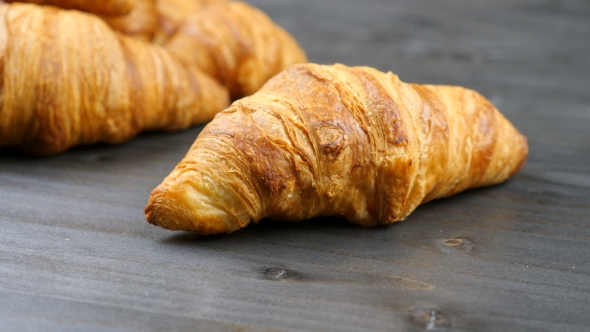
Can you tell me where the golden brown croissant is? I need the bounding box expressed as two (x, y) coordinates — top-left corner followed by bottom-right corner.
(4, 0), (135, 16)
(164, 1), (307, 99)
(153, 0), (225, 44)
(100, 0), (157, 41)
(145, 63), (529, 234)
(7, 0), (158, 40)
(0, 3), (229, 156)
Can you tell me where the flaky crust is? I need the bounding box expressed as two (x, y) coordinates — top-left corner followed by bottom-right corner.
(146, 63), (529, 234)
(164, 1), (307, 99)
(0, 3), (229, 155)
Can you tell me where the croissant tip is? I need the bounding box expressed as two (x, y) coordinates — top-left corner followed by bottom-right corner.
(144, 208), (157, 226)
(144, 200), (165, 228)
(144, 188), (189, 231)
(144, 183), (244, 235)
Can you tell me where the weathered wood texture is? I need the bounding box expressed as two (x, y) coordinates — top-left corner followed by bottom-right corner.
(1, 0), (589, 331)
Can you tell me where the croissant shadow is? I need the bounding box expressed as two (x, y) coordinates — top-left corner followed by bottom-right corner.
(160, 181), (522, 246)
(160, 215), (397, 246)
(63, 128), (198, 160)
(0, 125), (206, 164)
(162, 181), (528, 251)
(0, 147), (22, 160)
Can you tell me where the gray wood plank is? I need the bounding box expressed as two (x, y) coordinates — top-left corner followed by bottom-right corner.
(1, 0), (589, 331)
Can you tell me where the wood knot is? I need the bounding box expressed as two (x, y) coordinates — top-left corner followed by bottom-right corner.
(265, 268), (287, 280)
(261, 267), (307, 282)
(439, 237), (473, 253)
(443, 238), (463, 247)
(412, 309), (452, 330)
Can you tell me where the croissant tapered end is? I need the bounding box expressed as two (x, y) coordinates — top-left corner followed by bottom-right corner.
(145, 169), (247, 234)
(145, 63), (528, 234)
(145, 192), (228, 235)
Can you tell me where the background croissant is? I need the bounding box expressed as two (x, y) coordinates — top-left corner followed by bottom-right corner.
(4, 0), (136, 15)
(0, 2), (229, 156)
(153, 0), (226, 44)
(100, 0), (157, 41)
(145, 63), (529, 234)
(164, 1), (307, 99)
(10, 0), (308, 98)
(6, 0), (158, 40)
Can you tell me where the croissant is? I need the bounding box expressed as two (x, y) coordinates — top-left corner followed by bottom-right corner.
(4, 0), (135, 16)
(7, 0), (158, 40)
(164, 1), (307, 99)
(0, 3), (229, 156)
(145, 63), (529, 234)
(100, 0), (157, 41)
(153, 0), (226, 44)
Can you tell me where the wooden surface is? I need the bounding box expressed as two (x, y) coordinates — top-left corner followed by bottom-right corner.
(1, 0), (589, 331)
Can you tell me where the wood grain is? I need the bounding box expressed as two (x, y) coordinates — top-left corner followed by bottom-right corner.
(1, 0), (589, 331)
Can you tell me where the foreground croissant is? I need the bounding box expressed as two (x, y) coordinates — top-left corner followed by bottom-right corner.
(0, 3), (228, 155)
(145, 63), (528, 234)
